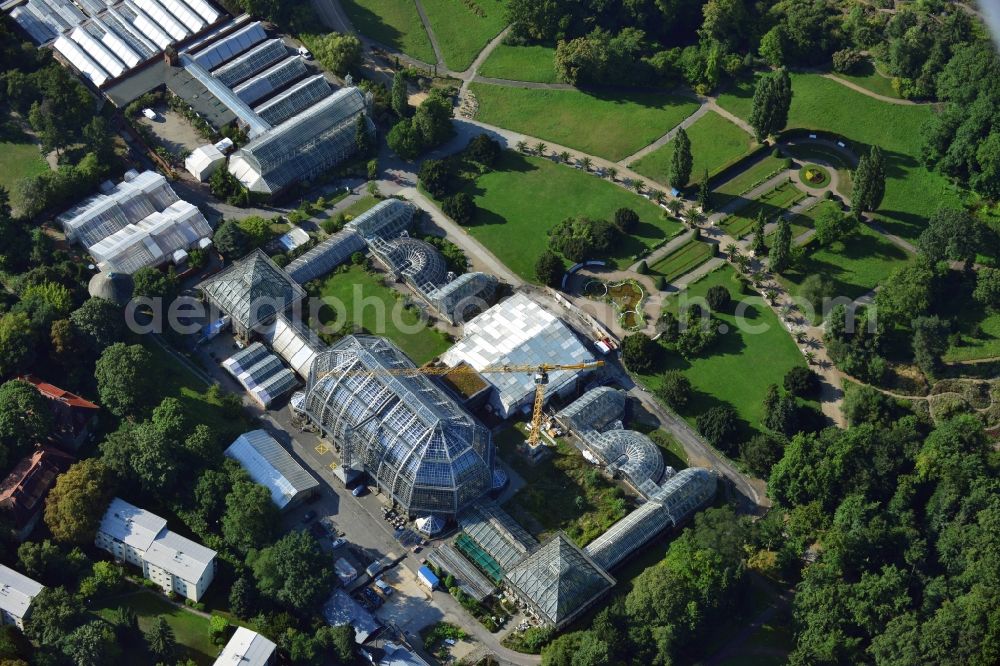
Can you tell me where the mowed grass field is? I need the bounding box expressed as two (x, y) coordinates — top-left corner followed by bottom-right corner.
(143, 340), (250, 440)
(470, 83), (701, 161)
(639, 266), (808, 430)
(631, 110), (754, 186)
(785, 199), (843, 241)
(779, 223), (912, 307)
(835, 59), (903, 100)
(478, 44), (558, 83)
(339, 0), (436, 64)
(95, 591), (218, 665)
(454, 151), (682, 279)
(650, 238), (715, 282)
(317, 265), (451, 363)
(0, 120), (49, 212)
(419, 0), (507, 71)
(711, 155), (786, 210)
(717, 72), (963, 241)
(721, 180), (808, 238)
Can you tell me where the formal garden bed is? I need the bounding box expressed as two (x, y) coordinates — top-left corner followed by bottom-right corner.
(586, 278), (647, 331)
(798, 164), (830, 188)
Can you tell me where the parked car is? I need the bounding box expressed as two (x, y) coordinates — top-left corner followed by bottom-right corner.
(302, 510), (317, 523)
(142, 108), (157, 120)
(330, 537), (347, 550)
(374, 579), (394, 597)
(352, 485), (367, 497)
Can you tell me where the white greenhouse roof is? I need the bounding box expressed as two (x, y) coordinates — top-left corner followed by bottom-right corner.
(185, 144), (225, 179)
(275, 226), (310, 252)
(213, 627), (276, 666)
(260, 312), (325, 378)
(441, 293), (595, 417)
(0, 565), (43, 620)
(189, 20), (266, 70)
(225, 430), (318, 509)
(53, 34), (109, 86)
(88, 199), (211, 273)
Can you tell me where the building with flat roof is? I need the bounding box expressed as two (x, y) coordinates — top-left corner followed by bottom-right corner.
(225, 430), (319, 510)
(441, 292), (596, 418)
(96, 497), (217, 601)
(0, 565), (43, 630)
(213, 627), (276, 666)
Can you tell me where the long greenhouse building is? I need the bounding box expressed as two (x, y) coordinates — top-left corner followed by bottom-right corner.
(302, 335), (496, 518)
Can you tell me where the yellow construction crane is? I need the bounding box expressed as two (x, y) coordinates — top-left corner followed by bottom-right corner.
(321, 360), (605, 446)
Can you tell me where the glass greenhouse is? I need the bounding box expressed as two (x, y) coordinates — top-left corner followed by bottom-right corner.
(249, 367), (298, 408)
(344, 199), (415, 240)
(284, 228), (365, 284)
(584, 467), (717, 571)
(457, 501), (539, 572)
(222, 342), (269, 376)
(252, 73), (330, 125)
(212, 38), (286, 87)
(556, 386), (626, 434)
(585, 429), (665, 497)
(426, 272), (498, 324)
(504, 533), (615, 629)
(370, 237), (447, 292)
(235, 56), (311, 106)
(227, 87), (372, 195)
(190, 21), (266, 69)
(197, 249), (306, 337)
(303, 335), (495, 518)
(225, 430), (319, 510)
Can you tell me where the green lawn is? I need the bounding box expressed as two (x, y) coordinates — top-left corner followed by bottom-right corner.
(453, 151), (682, 279)
(316, 264), (451, 364)
(496, 424), (629, 546)
(784, 199), (843, 242)
(640, 266), (808, 430)
(835, 59), (903, 100)
(721, 181), (807, 239)
(143, 340), (249, 440)
(778, 223), (912, 308)
(945, 312), (1000, 363)
(339, 0), (436, 64)
(470, 83), (701, 161)
(711, 155), (786, 210)
(418, 0), (507, 71)
(340, 194), (381, 219)
(95, 591), (217, 665)
(0, 120), (49, 213)
(717, 72), (964, 241)
(631, 110), (754, 187)
(478, 43), (558, 83)
(650, 238), (715, 282)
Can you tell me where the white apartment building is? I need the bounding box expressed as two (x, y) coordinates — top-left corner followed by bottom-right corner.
(96, 497), (216, 602)
(214, 627), (277, 666)
(0, 565), (43, 630)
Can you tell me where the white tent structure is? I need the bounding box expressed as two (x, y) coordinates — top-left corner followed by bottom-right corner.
(184, 144), (226, 181)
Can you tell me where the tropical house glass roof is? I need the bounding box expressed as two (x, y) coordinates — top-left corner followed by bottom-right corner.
(197, 249), (305, 331)
(303, 335), (494, 517)
(504, 532), (615, 629)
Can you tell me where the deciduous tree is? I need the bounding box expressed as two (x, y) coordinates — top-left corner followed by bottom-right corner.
(44, 458), (113, 545)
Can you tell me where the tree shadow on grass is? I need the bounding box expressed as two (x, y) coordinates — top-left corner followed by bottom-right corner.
(339, 0), (409, 54)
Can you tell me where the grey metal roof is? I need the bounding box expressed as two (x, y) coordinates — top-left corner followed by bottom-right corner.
(225, 430), (319, 509)
(323, 588), (379, 643)
(504, 532), (615, 629)
(213, 627), (276, 666)
(197, 249), (305, 330)
(0, 565), (43, 620)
